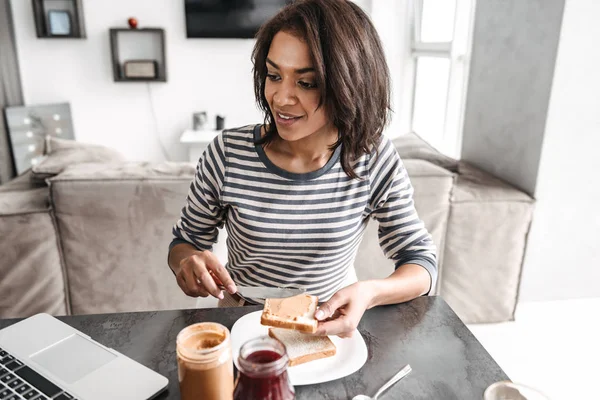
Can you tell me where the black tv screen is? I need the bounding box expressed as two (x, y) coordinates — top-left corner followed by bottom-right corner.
(185, 0), (292, 39)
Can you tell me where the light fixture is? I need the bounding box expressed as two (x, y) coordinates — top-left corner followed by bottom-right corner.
(28, 144), (36, 152)
(26, 131), (33, 138)
(53, 114), (61, 121)
(55, 128), (62, 134)
(23, 117), (31, 125)
(31, 158), (39, 166)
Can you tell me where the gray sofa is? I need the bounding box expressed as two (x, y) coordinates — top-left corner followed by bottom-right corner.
(0, 134), (534, 323)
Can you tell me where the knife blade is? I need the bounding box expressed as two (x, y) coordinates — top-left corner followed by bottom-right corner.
(234, 285), (306, 299)
(209, 270), (305, 299)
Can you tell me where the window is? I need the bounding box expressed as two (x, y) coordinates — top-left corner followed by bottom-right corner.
(409, 0), (476, 158)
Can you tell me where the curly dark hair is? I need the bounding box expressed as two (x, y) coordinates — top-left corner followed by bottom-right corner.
(252, 0), (391, 179)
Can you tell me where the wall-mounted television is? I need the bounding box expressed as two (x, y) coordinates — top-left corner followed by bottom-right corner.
(185, 0), (292, 39)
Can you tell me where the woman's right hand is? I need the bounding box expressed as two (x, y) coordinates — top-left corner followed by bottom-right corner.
(175, 250), (237, 299)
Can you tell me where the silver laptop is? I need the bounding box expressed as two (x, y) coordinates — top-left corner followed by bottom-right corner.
(0, 313), (168, 400)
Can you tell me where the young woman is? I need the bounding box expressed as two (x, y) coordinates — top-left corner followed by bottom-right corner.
(168, 0), (437, 338)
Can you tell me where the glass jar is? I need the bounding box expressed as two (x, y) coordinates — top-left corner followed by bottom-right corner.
(233, 336), (295, 400)
(176, 322), (234, 400)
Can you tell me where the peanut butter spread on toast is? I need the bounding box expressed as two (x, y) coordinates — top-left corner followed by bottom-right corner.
(266, 294), (313, 320)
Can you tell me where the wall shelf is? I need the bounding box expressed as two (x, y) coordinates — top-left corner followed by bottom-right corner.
(180, 129), (223, 162)
(32, 0), (86, 39)
(109, 28), (167, 82)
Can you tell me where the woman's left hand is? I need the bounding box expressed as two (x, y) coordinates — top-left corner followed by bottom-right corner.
(313, 281), (374, 338)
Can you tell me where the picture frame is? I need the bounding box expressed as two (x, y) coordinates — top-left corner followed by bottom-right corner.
(192, 112), (208, 130)
(3, 103), (74, 175)
(47, 10), (73, 36)
(123, 60), (158, 79)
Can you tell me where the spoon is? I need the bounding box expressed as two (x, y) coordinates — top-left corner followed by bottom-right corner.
(352, 364), (412, 400)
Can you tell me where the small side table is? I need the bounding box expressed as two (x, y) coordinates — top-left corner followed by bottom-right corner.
(179, 129), (222, 162)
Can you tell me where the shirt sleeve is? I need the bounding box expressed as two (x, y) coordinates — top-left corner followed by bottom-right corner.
(367, 137), (438, 294)
(170, 132), (227, 253)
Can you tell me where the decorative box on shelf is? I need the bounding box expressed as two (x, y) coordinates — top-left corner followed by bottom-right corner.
(109, 27), (167, 82)
(180, 129), (222, 162)
(31, 0), (86, 39)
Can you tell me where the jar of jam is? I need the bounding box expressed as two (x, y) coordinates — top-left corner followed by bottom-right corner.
(176, 322), (234, 400)
(233, 336), (295, 400)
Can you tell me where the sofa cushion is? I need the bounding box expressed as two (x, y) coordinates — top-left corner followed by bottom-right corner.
(452, 161), (534, 203)
(392, 132), (459, 172)
(55, 161), (196, 180)
(49, 162), (198, 315)
(0, 187), (67, 318)
(31, 137), (125, 182)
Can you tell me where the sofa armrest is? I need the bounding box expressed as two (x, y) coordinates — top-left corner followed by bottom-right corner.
(0, 187), (68, 318)
(442, 161), (535, 323)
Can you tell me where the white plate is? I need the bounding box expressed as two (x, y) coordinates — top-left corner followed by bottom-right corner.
(230, 310), (368, 386)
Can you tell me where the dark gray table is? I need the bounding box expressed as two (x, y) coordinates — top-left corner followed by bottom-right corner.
(0, 296), (508, 399)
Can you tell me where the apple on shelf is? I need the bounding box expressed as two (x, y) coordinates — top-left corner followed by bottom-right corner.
(128, 17), (138, 29)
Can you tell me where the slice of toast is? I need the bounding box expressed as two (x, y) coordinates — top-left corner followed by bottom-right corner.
(268, 327), (336, 367)
(260, 294), (318, 333)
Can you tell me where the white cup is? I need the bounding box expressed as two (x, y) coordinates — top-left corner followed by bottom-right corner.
(484, 381), (550, 400)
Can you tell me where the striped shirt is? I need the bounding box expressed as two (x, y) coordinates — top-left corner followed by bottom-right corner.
(170, 124), (437, 303)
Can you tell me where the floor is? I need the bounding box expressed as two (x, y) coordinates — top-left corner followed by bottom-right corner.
(467, 297), (600, 400)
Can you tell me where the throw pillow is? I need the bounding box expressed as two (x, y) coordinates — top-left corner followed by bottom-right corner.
(31, 136), (125, 182)
(392, 132), (459, 172)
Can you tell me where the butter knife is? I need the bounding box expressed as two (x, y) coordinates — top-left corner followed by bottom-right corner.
(209, 270), (305, 299)
(228, 285), (306, 299)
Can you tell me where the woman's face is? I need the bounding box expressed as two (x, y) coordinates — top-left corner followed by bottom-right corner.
(264, 30), (333, 143)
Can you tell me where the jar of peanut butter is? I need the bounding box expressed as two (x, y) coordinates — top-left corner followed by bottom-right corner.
(176, 322), (234, 400)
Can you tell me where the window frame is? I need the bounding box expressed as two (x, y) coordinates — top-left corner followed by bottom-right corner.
(407, 0), (477, 158)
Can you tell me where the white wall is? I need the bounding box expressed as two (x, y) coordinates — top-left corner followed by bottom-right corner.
(10, 0), (405, 163)
(519, 0), (600, 301)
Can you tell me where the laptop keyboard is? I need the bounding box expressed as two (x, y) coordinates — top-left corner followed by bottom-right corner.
(0, 347), (76, 400)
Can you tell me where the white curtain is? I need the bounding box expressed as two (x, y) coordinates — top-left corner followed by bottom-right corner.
(0, 0), (24, 184)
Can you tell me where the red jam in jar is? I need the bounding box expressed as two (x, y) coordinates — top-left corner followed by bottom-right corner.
(233, 336), (295, 400)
